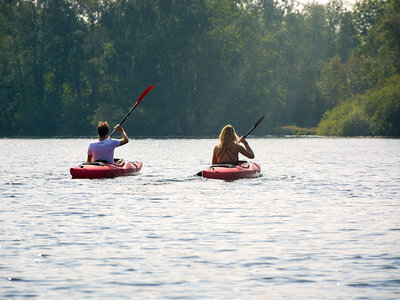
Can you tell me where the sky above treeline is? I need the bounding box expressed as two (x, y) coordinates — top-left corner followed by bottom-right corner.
(297, 0), (356, 7)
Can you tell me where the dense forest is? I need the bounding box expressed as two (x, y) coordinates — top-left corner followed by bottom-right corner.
(1, 0), (399, 137)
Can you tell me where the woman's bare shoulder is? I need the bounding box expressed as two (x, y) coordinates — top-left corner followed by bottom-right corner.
(232, 143), (243, 150)
(236, 143), (250, 153)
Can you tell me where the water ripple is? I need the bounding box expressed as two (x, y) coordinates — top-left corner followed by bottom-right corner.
(0, 138), (399, 299)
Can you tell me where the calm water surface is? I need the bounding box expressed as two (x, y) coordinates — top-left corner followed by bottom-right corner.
(1, 137), (399, 299)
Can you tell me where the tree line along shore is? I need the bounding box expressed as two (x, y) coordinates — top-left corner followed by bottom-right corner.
(1, 0), (399, 137)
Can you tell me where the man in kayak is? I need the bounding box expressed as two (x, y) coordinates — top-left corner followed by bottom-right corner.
(87, 121), (129, 164)
(212, 124), (254, 165)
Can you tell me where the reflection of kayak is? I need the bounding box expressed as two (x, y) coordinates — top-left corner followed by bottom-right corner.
(198, 161), (261, 180)
(70, 160), (142, 179)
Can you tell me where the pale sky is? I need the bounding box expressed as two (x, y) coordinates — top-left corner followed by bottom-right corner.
(297, 0), (357, 7)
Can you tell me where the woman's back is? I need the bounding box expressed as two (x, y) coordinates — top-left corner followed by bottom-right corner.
(213, 144), (239, 164)
(212, 124), (255, 165)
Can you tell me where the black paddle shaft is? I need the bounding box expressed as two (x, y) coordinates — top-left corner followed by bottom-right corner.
(109, 106), (135, 137)
(242, 112), (270, 138)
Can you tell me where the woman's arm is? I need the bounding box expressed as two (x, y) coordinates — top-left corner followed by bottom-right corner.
(237, 137), (254, 159)
(212, 146), (217, 165)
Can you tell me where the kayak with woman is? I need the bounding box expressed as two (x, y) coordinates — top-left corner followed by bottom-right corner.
(212, 124), (255, 165)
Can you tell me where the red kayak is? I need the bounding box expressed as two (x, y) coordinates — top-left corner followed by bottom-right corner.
(198, 161), (261, 180)
(70, 159), (142, 179)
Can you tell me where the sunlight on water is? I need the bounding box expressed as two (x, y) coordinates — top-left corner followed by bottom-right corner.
(0, 137), (399, 299)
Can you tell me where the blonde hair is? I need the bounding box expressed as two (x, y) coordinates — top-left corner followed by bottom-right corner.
(218, 124), (239, 150)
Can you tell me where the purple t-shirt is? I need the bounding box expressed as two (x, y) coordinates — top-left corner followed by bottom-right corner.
(88, 139), (121, 163)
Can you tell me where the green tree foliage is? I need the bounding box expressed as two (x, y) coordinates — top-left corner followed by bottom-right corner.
(0, 0), (399, 137)
(317, 0), (400, 136)
(364, 74), (400, 136)
(317, 74), (400, 136)
(317, 100), (371, 136)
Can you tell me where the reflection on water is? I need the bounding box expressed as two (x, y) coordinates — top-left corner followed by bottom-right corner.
(0, 137), (399, 299)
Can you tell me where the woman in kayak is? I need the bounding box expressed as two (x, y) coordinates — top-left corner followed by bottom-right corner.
(87, 121), (129, 164)
(212, 124), (254, 165)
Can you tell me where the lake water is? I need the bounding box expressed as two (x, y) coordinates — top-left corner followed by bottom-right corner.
(1, 137), (399, 299)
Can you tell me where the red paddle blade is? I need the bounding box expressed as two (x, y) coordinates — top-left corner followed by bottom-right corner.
(129, 85), (154, 111)
(136, 85), (154, 105)
(109, 85), (154, 137)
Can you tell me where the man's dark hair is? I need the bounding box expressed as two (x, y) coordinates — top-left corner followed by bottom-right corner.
(97, 121), (109, 138)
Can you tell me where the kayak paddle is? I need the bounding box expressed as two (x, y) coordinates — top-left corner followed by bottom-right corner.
(242, 112), (270, 139)
(109, 85), (154, 137)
